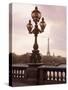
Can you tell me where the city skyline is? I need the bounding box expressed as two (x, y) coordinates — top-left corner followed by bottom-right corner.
(11, 3), (66, 57)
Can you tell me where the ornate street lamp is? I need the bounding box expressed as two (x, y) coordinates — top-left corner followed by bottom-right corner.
(27, 6), (46, 63)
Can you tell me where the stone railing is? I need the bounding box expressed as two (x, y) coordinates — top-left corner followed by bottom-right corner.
(38, 65), (66, 84)
(11, 64), (66, 85)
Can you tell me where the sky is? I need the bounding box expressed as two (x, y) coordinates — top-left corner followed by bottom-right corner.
(11, 3), (66, 57)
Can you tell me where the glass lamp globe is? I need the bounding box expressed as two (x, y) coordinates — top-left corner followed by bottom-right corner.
(27, 20), (33, 33)
(31, 7), (41, 23)
(40, 17), (46, 32)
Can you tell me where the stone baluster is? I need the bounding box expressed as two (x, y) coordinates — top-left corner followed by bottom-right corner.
(55, 71), (57, 81)
(63, 71), (65, 81)
(47, 71), (49, 80)
(57, 71), (59, 81)
(59, 71), (61, 81)
(61, 71), (63, 81)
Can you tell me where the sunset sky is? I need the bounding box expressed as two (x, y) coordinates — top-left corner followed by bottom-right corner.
(12, 3), (66, 57)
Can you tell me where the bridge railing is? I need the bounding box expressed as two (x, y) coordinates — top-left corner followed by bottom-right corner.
(11, 64), (66, 84)
(38, 66), (66, 84)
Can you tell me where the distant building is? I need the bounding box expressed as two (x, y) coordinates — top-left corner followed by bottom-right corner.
(53, 52), (55, 57)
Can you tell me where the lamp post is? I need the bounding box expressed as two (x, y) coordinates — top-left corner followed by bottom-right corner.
(27, 6), (46, 63)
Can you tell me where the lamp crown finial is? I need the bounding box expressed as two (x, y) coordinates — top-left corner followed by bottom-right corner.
(42, 17), (44, 21)
(29, 20), (31, 23)
(35, 6), (38, 10)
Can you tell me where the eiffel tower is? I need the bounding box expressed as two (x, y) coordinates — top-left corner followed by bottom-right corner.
(47, 38), (50, 56)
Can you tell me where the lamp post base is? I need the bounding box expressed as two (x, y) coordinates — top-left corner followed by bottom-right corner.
(30, 49), (41, 63)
